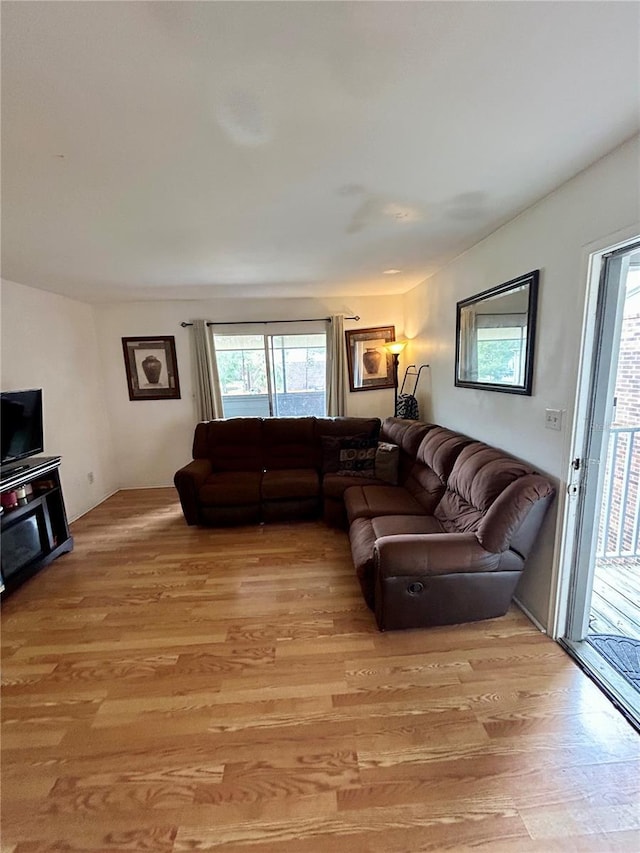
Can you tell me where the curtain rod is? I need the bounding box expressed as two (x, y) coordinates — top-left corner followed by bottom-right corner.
(180, 315), (360, 327)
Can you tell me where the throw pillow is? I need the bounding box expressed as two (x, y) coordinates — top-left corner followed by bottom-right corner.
(337, 436), (377, 478)
(375, 442), (400, 485)
(321, 435), (377, 478)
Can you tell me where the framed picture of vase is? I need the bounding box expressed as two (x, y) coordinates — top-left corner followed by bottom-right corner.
(121, 336), (181, 401)
(345, 326), (396, 392)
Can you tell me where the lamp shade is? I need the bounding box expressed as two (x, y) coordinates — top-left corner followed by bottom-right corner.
(384, 340), (407, 355)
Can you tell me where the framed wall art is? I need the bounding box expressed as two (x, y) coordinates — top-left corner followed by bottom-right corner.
(345, 325), (396, 392)
(121, 336), (181, 401)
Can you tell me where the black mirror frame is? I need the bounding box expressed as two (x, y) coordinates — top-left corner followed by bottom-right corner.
(455, 270), (539, 396)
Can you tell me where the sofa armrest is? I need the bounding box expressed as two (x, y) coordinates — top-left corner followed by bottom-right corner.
(174, 459), (212, 525)
(374, 533), (501, 579)
(374, 533), (513, 631)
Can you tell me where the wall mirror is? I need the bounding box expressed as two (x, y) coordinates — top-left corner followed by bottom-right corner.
(455, 270), (539, 395)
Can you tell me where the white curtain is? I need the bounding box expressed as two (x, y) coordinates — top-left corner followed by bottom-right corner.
(326, 314), (347, 416)
(192, 320), (223, 421)
(459, 307), (478, 381)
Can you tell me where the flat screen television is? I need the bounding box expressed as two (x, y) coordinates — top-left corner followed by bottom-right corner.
(1, 389), (44, 468)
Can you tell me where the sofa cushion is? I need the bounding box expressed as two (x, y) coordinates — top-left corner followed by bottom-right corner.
(321, 436), (346, 473)
(402, 427), (473, 513)
(344, 484), (427, 523)
(417, 427), (473, 482)
(199, 471), (262, 506)
(373, 514), (445, 538)
(375, 442), (400, 485)
(380, 418), (433, 482)
(452, 443), (535, 508)
(435, 442), (538, 539)
(263, 417), (316, 470)
(322, 473), (382, 500)
(193, 418), (263, 472)
(262, 468), (320, 500)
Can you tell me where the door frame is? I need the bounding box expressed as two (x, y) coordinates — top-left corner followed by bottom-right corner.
(550, 226), (640, 640)
(565, 251), (629, 641)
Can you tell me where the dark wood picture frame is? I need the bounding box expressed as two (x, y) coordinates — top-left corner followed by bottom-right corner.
(121, 336), (181, 401)
(345, 325), (396, 392)
(454, 270), (539, 396)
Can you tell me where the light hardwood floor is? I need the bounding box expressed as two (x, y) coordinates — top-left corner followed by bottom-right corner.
(2, 488), (639, 852)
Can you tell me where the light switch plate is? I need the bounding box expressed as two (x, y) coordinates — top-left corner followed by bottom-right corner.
(545, 408), (563, 431)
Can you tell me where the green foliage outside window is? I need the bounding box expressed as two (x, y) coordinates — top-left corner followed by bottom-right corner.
(477, 339), (521, 383)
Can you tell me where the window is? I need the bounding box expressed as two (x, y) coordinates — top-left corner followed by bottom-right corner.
(475, 314), (527, 385)
(214, 332), (327, 417)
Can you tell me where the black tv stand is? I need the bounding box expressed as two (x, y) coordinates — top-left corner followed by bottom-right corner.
(2, 464), (30, 477)
(1, 457), (73, 596)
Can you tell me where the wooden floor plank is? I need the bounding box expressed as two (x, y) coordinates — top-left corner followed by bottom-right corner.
(2, 488), (638, 852)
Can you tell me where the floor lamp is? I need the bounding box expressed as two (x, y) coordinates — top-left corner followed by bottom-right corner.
(384, 340), (407, 415)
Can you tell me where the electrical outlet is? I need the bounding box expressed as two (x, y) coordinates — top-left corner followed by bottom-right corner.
(545, 408), (563, 431)
(87, 471), (94, 484)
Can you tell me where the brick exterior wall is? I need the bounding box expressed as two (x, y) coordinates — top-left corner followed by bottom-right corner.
(613, 314), (640, 428)
(598, 311), (640, 555)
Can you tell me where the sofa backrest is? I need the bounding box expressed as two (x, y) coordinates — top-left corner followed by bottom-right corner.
(263, 417), (317, 470)
(380, 418), (433, 483)
(402, 427), (472, 512)
(314, 417), (380, 440)
(193, 418), (264, 471)
(434, 442), (555, 555)
(192, 416), (381, 473)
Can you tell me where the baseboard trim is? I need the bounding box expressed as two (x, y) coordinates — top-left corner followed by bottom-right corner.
(117, 484), (174, 491)
(69, 489), (119, 523)
(513, 596), (547, 634)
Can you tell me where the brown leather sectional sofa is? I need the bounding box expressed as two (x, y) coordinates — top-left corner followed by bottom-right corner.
(174, 416), (555, 630)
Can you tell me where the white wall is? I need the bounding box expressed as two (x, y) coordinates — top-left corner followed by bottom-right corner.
(403, 135), (640, 629)
(94, 295), (404, 489)
(0, 279), (116, 520)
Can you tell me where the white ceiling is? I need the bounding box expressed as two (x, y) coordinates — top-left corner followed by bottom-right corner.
(2, 1), (639, 304)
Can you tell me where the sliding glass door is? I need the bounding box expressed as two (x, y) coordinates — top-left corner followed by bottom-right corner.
(213, 332), (327, 418)
(561, 240), (640, 728)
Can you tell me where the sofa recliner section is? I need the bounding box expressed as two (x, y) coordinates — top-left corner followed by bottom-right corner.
(261, 417), (320, 521)
(370, 443), (555, 629)
(178, 417), (265, 526)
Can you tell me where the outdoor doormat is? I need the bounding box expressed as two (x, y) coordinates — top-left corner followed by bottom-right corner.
(587, 634), (640, 690)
